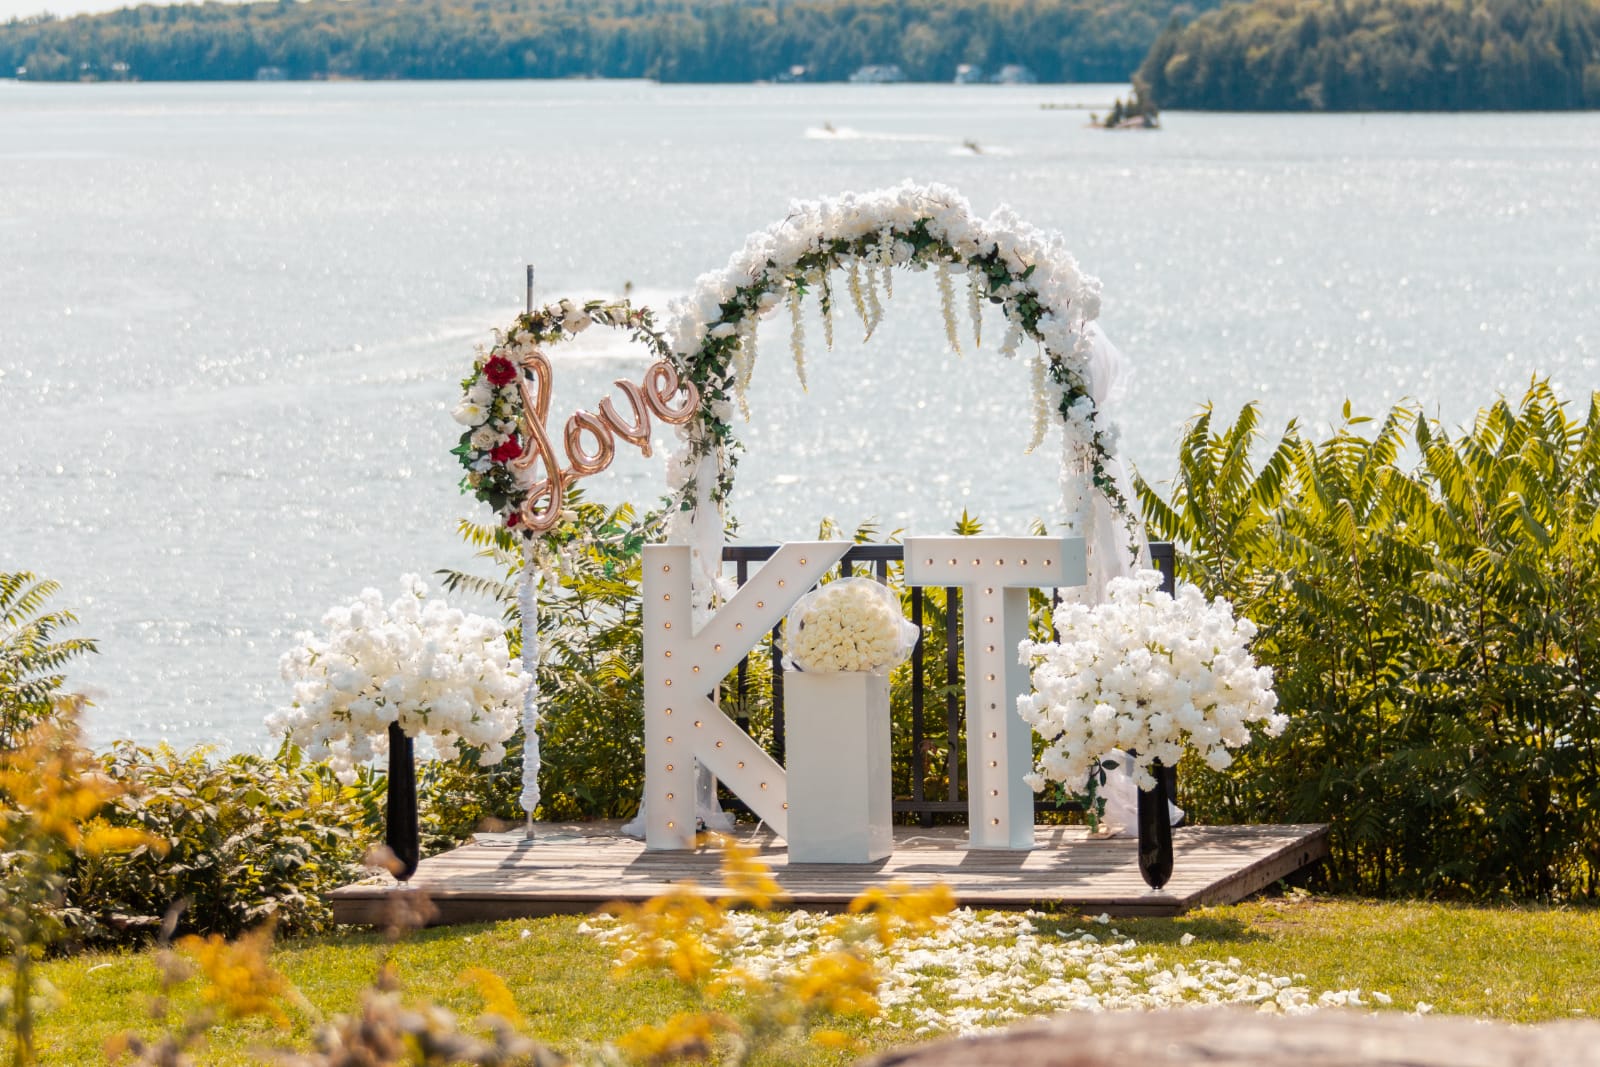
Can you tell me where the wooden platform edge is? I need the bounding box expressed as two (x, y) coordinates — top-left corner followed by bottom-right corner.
(1179, 823), (1332, 911)
(328, 823), (1333, 927)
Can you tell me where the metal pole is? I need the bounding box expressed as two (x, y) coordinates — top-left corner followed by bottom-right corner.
(522, 261), (537, 837)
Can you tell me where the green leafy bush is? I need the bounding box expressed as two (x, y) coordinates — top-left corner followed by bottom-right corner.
(68, 743), (378, 943)
(1138, 382), (1600, 899)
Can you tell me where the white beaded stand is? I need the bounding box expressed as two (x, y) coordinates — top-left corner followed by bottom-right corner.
(518, 265), (542, 836)
(903, 535), (1087, 850)
(518, 563), (541, 834)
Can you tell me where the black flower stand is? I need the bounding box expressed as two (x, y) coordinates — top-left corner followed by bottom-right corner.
(1136, 758), (1174, 889)
(385, 721), (420, 881)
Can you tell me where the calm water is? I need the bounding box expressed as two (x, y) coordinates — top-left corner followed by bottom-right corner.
(2, 80), (1596, 750)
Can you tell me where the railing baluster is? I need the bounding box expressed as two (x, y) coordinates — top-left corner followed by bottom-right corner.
(944, 585), (960, 805)
(771, 616), (785, 764)
(736, 559), (750, 733)
(1148, 542), (1179, 807)
(910, 585), (929, 827)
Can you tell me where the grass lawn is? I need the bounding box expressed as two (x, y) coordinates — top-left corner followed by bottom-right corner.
(19, 894), (1600, 1065)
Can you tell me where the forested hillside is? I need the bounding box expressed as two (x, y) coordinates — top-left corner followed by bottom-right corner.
(1, 0), (1217, 83)
(1137, 0), (1600, 109)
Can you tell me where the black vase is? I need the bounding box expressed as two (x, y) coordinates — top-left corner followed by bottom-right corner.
(385, 721), (420, 881)
(1136, 758), (1174, 890)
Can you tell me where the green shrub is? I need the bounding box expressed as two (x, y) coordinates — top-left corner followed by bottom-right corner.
(1138, 382), (1600, 899)
(68, 743), (378, 943)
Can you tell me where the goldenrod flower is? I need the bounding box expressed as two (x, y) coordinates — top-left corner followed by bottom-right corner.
(177, 927), (291, 1026)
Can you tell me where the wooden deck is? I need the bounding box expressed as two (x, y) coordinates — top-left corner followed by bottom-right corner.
(329, 821), (1329, 926)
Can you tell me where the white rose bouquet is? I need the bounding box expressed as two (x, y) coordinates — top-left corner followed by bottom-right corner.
(1017, 569), (1285, 793)
(784, 577), (919, 674)
(269, 575), (531, 783)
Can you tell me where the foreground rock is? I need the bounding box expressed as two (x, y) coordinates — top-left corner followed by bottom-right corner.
(862, 1006), (1600, 1067)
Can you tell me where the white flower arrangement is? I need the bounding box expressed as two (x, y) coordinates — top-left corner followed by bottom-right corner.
(268, 575), (531, 784)
(1017, 569), (1286, 793)
(784, 577), (918, 674)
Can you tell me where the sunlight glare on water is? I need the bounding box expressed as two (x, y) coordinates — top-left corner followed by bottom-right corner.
(1, 80), (1595, 748)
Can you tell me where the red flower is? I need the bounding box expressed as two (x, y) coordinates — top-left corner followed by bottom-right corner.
(483, 355), (518, 387)
(505, 510), (522, 528)
(490, 435), (523, 463)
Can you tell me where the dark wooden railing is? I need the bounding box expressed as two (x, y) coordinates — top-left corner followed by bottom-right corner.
(717, 541), (1177, 826)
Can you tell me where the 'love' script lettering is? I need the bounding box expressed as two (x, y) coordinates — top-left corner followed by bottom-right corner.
(510, 351), (700, 533)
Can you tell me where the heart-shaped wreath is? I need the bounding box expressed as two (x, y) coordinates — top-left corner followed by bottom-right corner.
(452, 298), (696, 535)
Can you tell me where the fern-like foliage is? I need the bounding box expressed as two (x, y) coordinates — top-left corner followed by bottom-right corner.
(0, 572), (98, 750)
(1137, 383), (1600, 900)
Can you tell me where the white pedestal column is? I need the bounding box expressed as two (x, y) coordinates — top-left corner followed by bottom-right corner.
(783, 671), (893, 864)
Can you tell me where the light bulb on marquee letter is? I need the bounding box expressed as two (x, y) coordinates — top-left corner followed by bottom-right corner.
(904, 536), (1087, 850)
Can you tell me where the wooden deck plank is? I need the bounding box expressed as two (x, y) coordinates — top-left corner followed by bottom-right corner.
(329, 821), (1328, 926)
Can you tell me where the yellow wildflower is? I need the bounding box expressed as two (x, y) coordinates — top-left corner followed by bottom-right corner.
(847, 881), (955, 946)
(460, 966), (523, 1027)
(785, 950), (879, 1018)
(710, 835), (787, 910)
(615, 1010), (734, 1064)
(177, 926), (291, 1026)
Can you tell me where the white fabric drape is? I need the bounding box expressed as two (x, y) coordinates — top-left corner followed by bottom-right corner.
(1079, 324), (1149, 602)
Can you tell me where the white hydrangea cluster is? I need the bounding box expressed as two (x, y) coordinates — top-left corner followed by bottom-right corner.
(583, 907), (1401, 1036)
(1018, 569), (1286, 793)
(785, 578), (915, 674)
(268, 575), (530, 783)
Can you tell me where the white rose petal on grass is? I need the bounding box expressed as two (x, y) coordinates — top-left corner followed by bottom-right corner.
(583, 908), (1391, 1036)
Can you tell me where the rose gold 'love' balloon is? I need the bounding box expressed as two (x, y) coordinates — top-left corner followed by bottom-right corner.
(510, 352), (699, 533)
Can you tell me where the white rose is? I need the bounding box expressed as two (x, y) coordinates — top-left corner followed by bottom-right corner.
(453, 401), (488, 426)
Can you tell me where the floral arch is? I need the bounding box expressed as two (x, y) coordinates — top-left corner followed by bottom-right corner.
(452, 182), (1149, 824)
(656, 181), (1147, 606)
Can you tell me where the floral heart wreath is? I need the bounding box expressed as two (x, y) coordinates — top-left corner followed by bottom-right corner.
(452, 298), (698, 536)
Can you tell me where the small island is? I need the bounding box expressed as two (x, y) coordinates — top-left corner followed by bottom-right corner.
(1091, 84), (1161, 128)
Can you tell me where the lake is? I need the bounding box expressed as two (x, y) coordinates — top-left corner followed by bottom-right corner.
(1, 79), (1596, 750)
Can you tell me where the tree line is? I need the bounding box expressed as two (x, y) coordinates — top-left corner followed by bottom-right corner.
(0, 0), (1215, 84)
(1137, 0), (1600, 109)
